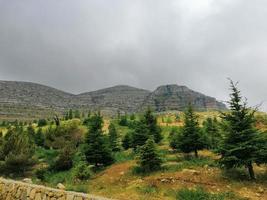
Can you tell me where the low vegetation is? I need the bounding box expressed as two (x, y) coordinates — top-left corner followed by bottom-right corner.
(0, 81), (267, 199)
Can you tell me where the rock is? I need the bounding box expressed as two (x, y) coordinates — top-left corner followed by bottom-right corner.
(56, 183), (66, 190)
(22, 178), (33, 184)
(182, 169), (200, 175)
(258, 187), (264, 194)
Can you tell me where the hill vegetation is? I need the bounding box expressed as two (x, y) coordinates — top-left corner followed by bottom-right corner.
(0, 81), (266, 200)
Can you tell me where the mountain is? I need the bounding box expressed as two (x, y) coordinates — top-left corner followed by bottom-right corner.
(141, 84), (226, 111)
(0, 80), (226, 120)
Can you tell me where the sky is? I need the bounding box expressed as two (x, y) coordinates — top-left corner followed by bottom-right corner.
(1, 0), (267, 110)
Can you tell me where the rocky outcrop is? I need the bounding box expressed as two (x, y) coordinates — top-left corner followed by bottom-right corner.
(141, 85), (226, 111)
(0, 178), (110, 200)
(0, 81), (226, 120)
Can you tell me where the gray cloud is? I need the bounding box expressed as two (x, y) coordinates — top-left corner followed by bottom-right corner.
(1, 0), (267, 110)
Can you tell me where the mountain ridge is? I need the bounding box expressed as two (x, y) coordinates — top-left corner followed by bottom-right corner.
(0, 80), (226, 120)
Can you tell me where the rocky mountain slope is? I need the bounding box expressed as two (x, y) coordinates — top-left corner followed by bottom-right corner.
(0, 80), (226, 120)
(141, 84), (226, 112)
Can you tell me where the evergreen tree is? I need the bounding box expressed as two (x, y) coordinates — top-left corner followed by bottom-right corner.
(35, 128), (45, 147)
(219, 80), (267, 180)
(203, 117), (220, 149)
(37, 119), (47, 127)
(176, 104), (205, 158)
(138, 138), (162, 172)
(84, 113), (113, 167)
(69, 109), (73, 120)
(0, 126), (35, 174)
(131, 121), (150, 150)
(74, 110), (81, 119)
(108, 123), (120, 152)
(122, 132), (132, 150)
(143, 108), (162, 143)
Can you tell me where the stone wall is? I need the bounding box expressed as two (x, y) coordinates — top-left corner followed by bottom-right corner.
(0, 178), (110, 200)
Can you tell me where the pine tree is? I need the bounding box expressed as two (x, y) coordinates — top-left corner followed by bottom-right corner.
(176, 104), (205, 158)
(131, 121), (150, 150)
(69, 109), (73, 120)
(143, 108), (162, 143)
(84, 113), (113, 167)
(74, 110), (81, 119)
(0, 126), (35, 174)
(203, 117), (220, 149)
(122, 132), (132, 150)
(219, 80), (267, 180)
(108, 123), (120, 152)
(139, 138), (162, 172)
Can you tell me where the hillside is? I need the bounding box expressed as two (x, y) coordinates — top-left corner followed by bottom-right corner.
(0, 81), (226, 120)
(142, 85), (226, 112)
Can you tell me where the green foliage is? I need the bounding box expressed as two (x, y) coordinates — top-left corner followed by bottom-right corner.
(119, 115), (128, 126)
(202, 117), (221, 150)
(176, 187), (242, 200)
(219, 80), (267, 180)
(108, 123), (120, 152)
(44, 120), (83, 149)
(122, 131), (133, 150)
(38, 118), (48, 127)
(143, 108), (162, 143)
(51, 145), (74, 171)
(169, 127), (182, 150)
(72, 162), (91, 181)
(131, 121), (150, 150)
(0, 126), (35, 175)
(35, 128), (45, 147)
(138, 138), (162, 173)
(84, 113), (113, 167)
(173, 105), (206, 157)
(74, 110), (81, 119)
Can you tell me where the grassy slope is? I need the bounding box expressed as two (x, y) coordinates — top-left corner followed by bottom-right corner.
(7, 111), (267, 200)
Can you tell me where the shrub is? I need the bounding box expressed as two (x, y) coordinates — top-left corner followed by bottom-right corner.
(72, 162), (91, 181)
(38, 119), (48, 127)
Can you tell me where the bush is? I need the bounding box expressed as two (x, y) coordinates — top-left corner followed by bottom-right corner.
(38, 119), (48, 127)
(35, 168), (47, 181)
(51, 146), (74, 171)
(72, 162), (91, 181)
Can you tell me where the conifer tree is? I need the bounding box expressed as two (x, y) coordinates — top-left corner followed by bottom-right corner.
(122, 132), (132, 150)
(74, 110), (81, 119)
(139, 138), (162, 172)
(108, 123), (120, 152)
(84, 113), (113, 167)
(131, 121), (150, 150)
(35, 128), (45, 147)
(219, 80), (267, 180)
(176, 104), (205, 158)
(69, 109), (73, 120)
(203, 117), (220, 149)
(143, 108), (162, 143)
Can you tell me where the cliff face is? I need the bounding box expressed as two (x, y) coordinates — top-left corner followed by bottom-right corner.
(141, 85), (226, 111)
(0, 81), (226, 120)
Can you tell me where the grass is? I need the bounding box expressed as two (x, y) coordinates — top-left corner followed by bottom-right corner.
(176, 187), (245, 200)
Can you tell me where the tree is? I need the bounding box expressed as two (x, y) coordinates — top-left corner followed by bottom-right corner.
(219, 80), (267, 180)
(203, 117), (221, 150)
(0, 126), (35, 174)
(108, 123), (120, 152)
(138, 138), (162, 172)
(131, 121), (150, 150)
(122, 132), (132, 150)
(84, 113), (113, 167)
(35, 128), (45, 147)
(176, 104), (205, 158)
(52, 145), (73, 171)
(143, 108), (162, 143)
(38, 119), (47, 127)
(68, 109), (73, 120)
(119, 115), (128, 126)
(74, 110), (81, 119)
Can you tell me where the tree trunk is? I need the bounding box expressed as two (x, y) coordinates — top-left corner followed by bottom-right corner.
(194, 149), (198, 158)
(247, 163), (255, 180)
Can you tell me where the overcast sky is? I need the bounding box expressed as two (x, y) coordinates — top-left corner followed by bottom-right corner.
(1, 0), (267, 110)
